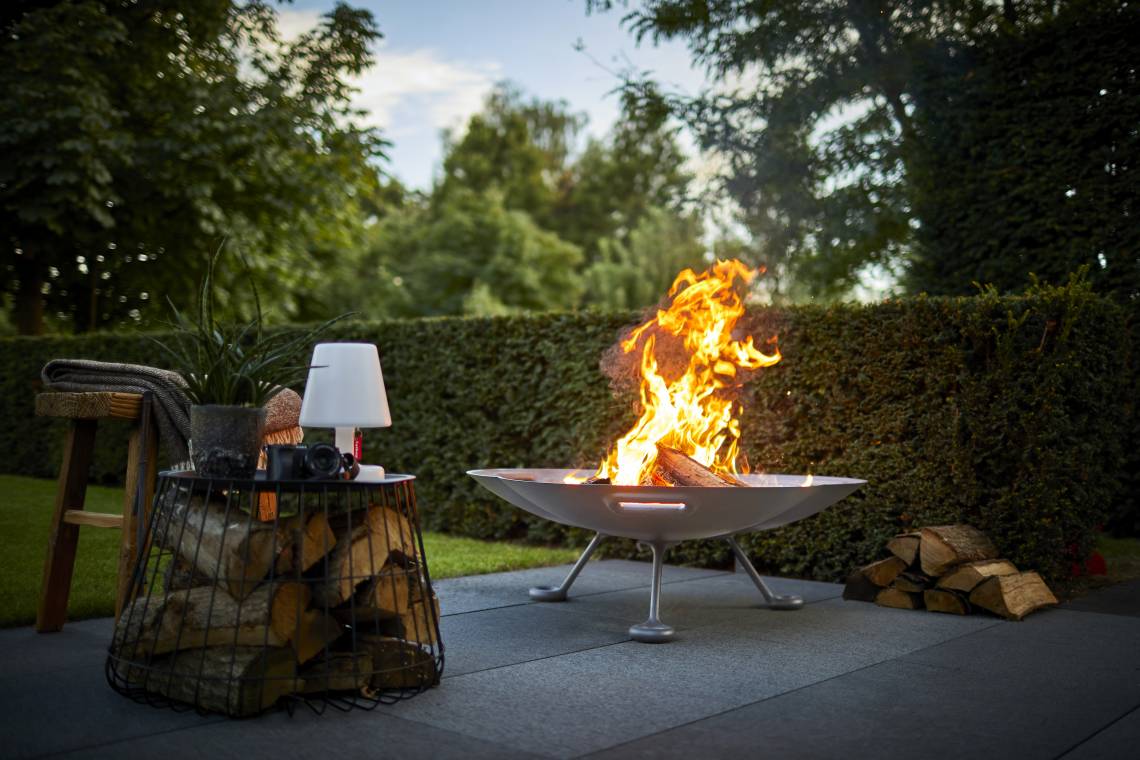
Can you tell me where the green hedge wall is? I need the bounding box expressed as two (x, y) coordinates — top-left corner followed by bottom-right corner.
(0, 283), (1129, 581)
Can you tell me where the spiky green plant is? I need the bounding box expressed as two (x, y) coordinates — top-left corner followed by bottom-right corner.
(155, 251), (350, 407)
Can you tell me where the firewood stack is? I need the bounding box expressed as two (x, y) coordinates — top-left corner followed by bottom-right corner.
(110, 483), (440, 717)
(843, 525), (1058, 620)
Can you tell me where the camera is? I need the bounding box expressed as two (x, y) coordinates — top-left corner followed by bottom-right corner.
(264, 443), (360, 481)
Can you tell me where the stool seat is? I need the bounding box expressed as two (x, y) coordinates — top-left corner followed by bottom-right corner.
(35, 391), (157, 632)
(36, 391), (143, 420)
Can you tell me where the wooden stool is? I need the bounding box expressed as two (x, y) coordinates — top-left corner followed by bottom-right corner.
(35, 391), (159, 632)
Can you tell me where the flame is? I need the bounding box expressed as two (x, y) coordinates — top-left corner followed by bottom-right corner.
(596, 259), (781, 486)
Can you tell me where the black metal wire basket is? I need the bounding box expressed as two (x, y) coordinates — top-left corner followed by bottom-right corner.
(106, 471), (443, 717)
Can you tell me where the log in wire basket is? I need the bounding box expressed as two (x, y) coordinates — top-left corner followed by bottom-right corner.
(106, 471), (443, 717)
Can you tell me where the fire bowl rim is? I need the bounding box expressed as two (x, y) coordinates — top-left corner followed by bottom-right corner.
(467, 467), (866, 543)
(467, 467), (866, 489)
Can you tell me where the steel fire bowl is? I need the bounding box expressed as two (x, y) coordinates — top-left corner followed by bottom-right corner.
(467, 468), (865, 543)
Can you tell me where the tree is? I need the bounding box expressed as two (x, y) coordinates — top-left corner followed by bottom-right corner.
(322, 188), (584, 319)
(552, 86), (692, 261)
(906, 1), (1139, 299)
(434, 83), (585, 232)
(588, 0), (1066, 297)
(0, 0), (385, 334)
(583, 205), (707, 309)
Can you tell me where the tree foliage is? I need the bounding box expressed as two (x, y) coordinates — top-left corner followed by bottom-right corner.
(906, 0), (1140, 299)
(0, 0), (386, 334)
(320, 81), (703, 318)
(589, 0), (1103, 297)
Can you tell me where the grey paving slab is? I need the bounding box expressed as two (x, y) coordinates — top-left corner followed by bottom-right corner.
(61, 709), (541, 760)
(2, 568), (1137, 760)
(439, 602), (631, 677)
(434, 559), (729, 616)
(902, 607), (1140, 676)
(1064, 578), (1140, 618)
(0, 656), (224, 759)
(589, 652), (1134, 760)
(1063, 704), (1140, 759)
(0, 617), (113, 679)
(387, 596), (990, 759)
(545, 575), (993, 643)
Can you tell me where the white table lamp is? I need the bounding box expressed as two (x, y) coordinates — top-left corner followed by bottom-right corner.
(300, 342), (392, 480)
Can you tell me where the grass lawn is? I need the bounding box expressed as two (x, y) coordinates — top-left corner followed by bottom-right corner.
(0, 474), (578, 628)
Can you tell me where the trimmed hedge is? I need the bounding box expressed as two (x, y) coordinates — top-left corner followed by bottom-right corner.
(0, 283), (1129, 581)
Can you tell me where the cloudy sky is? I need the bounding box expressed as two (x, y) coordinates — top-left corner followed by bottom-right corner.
(285, 0), (708, 189)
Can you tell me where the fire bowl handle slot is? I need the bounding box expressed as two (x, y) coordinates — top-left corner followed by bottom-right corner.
(617, 501), (688, 512)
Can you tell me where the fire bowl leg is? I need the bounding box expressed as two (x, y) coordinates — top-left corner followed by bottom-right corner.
(629, 541), (676, 643)
(725, 535), (804, 610)
(529, 532), (606, 602)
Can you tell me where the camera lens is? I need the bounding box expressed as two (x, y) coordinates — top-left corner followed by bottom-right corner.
(304, 443), (343, 479)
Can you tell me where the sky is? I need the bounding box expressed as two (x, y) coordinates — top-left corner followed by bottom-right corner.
(285, 0), (709, 189)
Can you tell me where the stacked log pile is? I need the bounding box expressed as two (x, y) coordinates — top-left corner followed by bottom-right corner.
(111, 485), (439, 716)
(843, 525), (1057, 620)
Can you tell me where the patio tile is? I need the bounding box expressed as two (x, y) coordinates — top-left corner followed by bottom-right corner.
(0, 617), (113, 680)
(433, 559), (729, 616)
(1063, 578), (1140, 618)
(901, 607), (1140, 675)
(545, 575), (993, 643)
(0, 657), (224, 759)
(386, 629), (845, 758)
(439, 603), (631, 677)
(1063, 705), (1140, 759)
(387, 598), (990, 759)
(588, 651), (1133, 760)
(61, 710), (541, 760)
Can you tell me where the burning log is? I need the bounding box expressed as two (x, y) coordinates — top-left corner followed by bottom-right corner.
(845, 525), (1055, 620)
(649, 444), (745, 487)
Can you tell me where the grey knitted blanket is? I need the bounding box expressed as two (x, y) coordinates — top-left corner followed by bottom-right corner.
(42, 359), (191, 465)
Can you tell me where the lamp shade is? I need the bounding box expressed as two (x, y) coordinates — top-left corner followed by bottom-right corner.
(299, 343), (392, 429)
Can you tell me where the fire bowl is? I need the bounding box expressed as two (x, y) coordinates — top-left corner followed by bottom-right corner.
(468, 468), (865, 643)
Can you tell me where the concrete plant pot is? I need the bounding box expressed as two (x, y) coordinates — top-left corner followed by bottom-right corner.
(190, 405), (266, 479)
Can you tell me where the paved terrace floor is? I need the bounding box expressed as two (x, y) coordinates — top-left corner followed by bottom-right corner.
(2, 561), (1138, 759)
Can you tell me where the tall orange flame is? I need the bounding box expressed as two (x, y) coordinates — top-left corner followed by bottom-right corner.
(595, 259), (780, 486)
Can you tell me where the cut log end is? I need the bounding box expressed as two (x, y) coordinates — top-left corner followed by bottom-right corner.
(919, 525), (998, 577)
(886, 532), (921, 566)
(876, 588), (923, 610)
(924, 588), (971, 615)
(969, 572), (1057, 620)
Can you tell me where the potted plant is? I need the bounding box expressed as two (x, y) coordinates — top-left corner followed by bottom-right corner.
(157, 254), (347, 478)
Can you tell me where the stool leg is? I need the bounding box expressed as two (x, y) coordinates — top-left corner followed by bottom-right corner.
(117, 419), (158, 618)
(37, 420), (97, 633)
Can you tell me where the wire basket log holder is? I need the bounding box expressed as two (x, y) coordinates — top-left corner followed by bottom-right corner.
(107, 472), (443, 717)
